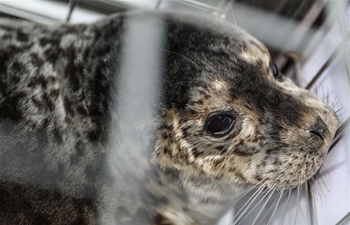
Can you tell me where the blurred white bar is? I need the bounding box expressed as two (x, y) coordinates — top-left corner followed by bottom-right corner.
(102, 13), (164, 224)
(0, 0), (104, 23)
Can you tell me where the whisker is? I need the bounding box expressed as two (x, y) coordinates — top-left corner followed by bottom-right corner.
(300, 181), (313, 224)
(293, 185), (300, 225)
(229, 1), (237, 29)
(230, 179), (267, 207)
(164, 49), (219, 78)
(320, 85), (325, 103)
(255, 193), (279, 224)
(266, 190), (285, 225)
(315, 174), (327, 199)
(313, 83), (319, 97)
(233, 175), (283, 225)
(230, 182), (268, 224)
(316, 170), (329, 195)
(251, 189), (276, 225)
(325, 87), (330, 105)
(164, 50), (200, 68)
(321, 165), (330, 177)
(335, 108), (344, 117)
(305, 181), (315, 225)
(278, 189), (292, 225)
(231, 187), (265, 224)
(331, 95), (340, 109)
(233, 186), (276, 225)
(170, 80), (203, 86)
(312, 177), (324, 204)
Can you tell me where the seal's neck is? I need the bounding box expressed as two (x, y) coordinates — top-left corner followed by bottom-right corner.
(148, 167), (249, 225)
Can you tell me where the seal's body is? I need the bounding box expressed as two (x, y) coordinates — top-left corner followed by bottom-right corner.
(0, 12), (338, 225)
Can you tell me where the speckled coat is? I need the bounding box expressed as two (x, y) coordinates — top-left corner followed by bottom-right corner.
(0, 11), (338, 225)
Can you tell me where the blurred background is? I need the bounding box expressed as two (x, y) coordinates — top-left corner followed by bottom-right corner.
(0, 0), (349, 224)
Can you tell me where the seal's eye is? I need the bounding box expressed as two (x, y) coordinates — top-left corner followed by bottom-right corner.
(270, 62), (282, 80)
(205, 113), (235, 137)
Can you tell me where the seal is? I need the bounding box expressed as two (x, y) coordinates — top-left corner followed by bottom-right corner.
(0, 11), (338, 225)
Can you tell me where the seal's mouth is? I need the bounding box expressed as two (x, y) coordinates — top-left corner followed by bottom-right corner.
(244, 108), (339, 191)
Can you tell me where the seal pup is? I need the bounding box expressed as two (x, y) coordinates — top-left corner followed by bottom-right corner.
(0, 11), (338, 225)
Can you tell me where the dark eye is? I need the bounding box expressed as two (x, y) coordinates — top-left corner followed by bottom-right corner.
(270, 62), (282, 80)
(205, 113), (235, 137)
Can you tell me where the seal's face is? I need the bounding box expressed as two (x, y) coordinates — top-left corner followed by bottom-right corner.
(154, 18), (339, 194)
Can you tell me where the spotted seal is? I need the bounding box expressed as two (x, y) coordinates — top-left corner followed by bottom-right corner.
(0, 11), (338, 225)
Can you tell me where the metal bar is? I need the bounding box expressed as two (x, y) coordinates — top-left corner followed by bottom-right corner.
(335, 212), (350, 225)
(66, 0), (80, 22)
(328, 116), (350, 152)
(288, 1), (326, 55)
(306, 32), (350, 89)
(306, 181), (316, 225)
(335, 0), (350, 87)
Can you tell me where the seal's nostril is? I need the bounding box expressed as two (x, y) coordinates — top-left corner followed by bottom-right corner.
(309, 130), (325, 140)
(308, 116), (328, 140)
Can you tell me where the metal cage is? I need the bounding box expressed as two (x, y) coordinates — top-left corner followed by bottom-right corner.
(0, 0), (349, 224)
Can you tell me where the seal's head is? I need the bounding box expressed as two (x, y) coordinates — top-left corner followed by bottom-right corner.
(153, 13), (339, 200)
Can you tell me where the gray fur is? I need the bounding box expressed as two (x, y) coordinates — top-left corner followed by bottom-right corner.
(0, 11), (338, 225)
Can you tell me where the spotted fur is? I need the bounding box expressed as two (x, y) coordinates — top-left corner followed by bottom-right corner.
(0, 11), (338, 225)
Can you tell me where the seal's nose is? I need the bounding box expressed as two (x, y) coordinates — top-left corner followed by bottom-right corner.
(308, 116), (328, 140)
